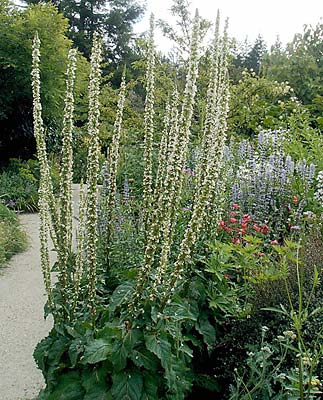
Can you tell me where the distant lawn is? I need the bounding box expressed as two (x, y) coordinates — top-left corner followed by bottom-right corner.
(0, 203), (27, 267)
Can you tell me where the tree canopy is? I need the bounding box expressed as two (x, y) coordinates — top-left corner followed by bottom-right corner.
(24, 0), (145, 62)
(0, 0), (88, 163)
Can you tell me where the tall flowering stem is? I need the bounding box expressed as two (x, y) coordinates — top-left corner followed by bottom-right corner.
(108, 70), (126, 211)
(58, 48), (77, 291)
(72, 182), (86, 315)
(132, 12), (201, 309)
(142, 14), (156, 223)
(163, 17), (230, 301)
(154, 100), (171, 193)
(99, 71), (127, 267)
(84, 33), (102, 319)
(31, 33), (55, 308)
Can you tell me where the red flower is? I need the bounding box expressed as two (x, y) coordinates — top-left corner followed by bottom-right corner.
(232, 237), (241, 245)
(259, 252), (265, 257)
(224, 227), (232, 233)
(242, 214), (251, 221)
(253, 224), (261, 232)
(232, 203), (239, 210)
(241, 222), (248, 229)
(260, 224), (270, 234)
(270, 240), (279, 245)
(224, 273), (230, 280)
(219, 220), (226, 228)
(230, 211), (237, 216)
(293, 196), (298, 205)
(230, 218), (237, 223)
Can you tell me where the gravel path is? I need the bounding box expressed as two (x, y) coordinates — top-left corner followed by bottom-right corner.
(0, 186), (80, 400)
(0, 213), (53, 400)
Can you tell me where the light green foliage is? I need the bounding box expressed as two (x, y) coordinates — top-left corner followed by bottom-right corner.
(264, 22), (323, 127)
(0, 159), (39, 212)
(228, 69), (300, 136)
(0, 203), (27, 266)
(265, 22), (323, 105)
(0, 0), (89, 160)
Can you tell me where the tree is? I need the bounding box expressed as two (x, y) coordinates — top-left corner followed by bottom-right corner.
(230, 35), (267, 81)
(25, 0), (145, 62)
(0, 0), (88, 163)
(265, 22), (323, 104)
(157, 0), (212, 59)
(244, 35), (267, 74)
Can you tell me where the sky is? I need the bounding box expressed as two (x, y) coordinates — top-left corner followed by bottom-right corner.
(135, 0), (323, 52)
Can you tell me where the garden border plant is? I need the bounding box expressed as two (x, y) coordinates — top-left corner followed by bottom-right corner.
(31, 9), (240, 399)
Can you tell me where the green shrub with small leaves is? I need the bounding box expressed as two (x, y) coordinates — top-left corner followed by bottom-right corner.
(0, 202), (27, 266)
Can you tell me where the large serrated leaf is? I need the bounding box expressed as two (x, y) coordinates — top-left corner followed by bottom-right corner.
(109, 282), (134, 314)
(111, 370), (144, 400)
(196, 314), (216, 350)
(163, 301), (197, 322)
(111, 340), (128, 372)
(81, 338), (112, 364)
(83, 384), (110, 400)
(144, 333), (172, 366)
(68, 339), (84, 368)
(46, 372), (84, 400)
(130, 347), (159, 371)
(141, 371), (159, 399)
(111, 328), (143, 372)
(82, 363), (110, 398)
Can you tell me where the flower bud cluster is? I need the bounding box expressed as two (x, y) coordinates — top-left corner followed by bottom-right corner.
(142, 14), (156, 220)
(84, 33), (102, 318)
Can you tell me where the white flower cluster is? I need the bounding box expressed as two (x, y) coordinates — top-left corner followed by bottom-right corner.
(315, 170), (323, 206)
(58, 48), (77, 290)
(142, 14), (156, 221)
(84, 33), (103, 319)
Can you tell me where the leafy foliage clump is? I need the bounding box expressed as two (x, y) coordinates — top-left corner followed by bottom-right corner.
(0, 202), (27, 266)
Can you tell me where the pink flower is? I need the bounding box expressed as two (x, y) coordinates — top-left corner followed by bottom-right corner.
(291, 225), (300, 230)
(242, 214), (251, 222)
(232, 203), (239, 210)
(219, 220), (226, 228)
(230, 218), (237, 223)
(260, 224), (270, 234)
(253, 224), (261, 232)
(259, 253), (265, 257)
(270, 240), (279, 245)
(230, 211), (237, 216)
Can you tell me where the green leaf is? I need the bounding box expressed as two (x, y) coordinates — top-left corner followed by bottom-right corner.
(141, 371), (160, 399)
(317, 116), (323, 128)
(130, 348), (159, 371)
(196, 314), (216, 350)
(81, 338), (113, 364)
(112, 340), (128, 372)
(34, 336), (53, 371)
(144, 333), (172, 366)
(163, 301), (197, 323)
(47, 372), (84, 400)
(111, 328), (143, 372)
(109, 282), (134, 314)
(69, 339), (84, 368)
(82, 366), (111, 400)
(111, 370), (144, 400)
